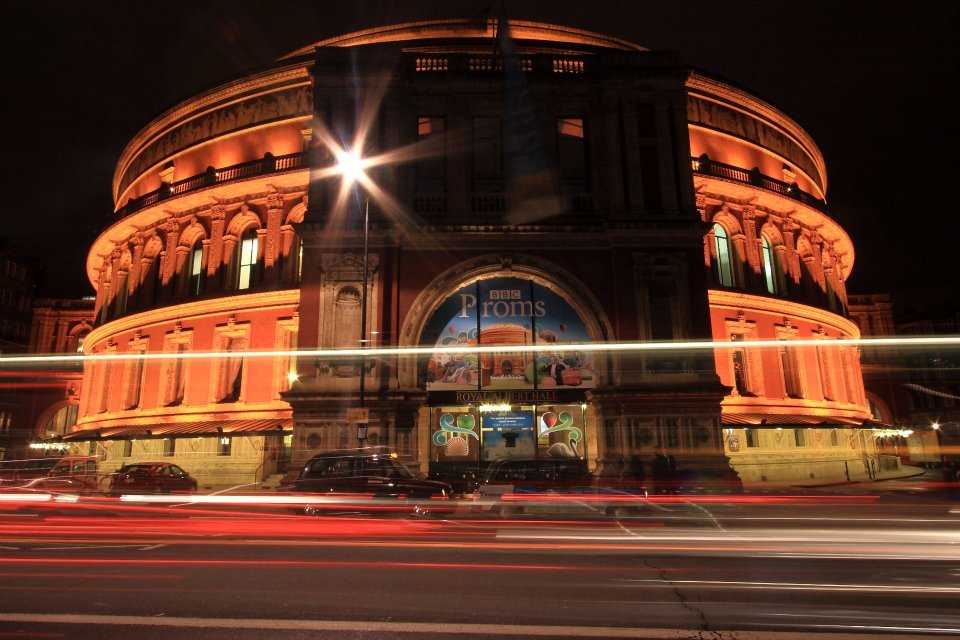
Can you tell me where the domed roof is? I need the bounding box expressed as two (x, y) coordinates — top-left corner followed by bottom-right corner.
(280, 19), (646, 60)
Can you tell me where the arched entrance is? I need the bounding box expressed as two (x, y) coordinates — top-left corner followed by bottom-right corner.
(400, 260), (613, 475)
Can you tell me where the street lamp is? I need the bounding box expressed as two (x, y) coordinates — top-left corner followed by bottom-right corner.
(335, 149), (371, 449)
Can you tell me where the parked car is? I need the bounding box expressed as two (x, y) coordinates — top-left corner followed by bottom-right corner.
(0, 456), (99, 487)
(476, 457), (648, 518)
(288, 449), (453, 516)
(0, 476), (99, 496)
(108, 462), (198, 496)
(427, 461), (482, 497)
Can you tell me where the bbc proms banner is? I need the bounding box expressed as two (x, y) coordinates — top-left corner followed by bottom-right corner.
(421, 277), (596, 390)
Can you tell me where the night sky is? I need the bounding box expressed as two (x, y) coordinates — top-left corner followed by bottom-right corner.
(3, 1), (956, 315)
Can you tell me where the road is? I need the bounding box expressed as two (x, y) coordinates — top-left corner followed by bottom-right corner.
(0, 480), (958, 639)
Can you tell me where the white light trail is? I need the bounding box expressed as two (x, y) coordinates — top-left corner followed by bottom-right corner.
(2, 336), (959, 365)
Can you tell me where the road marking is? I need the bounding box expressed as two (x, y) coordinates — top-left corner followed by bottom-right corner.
(0, 613), (950, 639)
(33, 545), (148, 551)
(617, 578), (960, 593)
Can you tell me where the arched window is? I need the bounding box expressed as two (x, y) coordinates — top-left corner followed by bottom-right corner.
(334, 287), (362, 368)
(115, 270), (129, 315)
(761, 234), (779, 294)
(712, 223), (734, 287)
(296, 236), (304, 283)
(181, 241), (205, 297)
(236, 228), (259, 290)
(44, 403), (78, 437)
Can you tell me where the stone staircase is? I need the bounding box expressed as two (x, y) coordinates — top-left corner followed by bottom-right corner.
(259, 473), (287, 491)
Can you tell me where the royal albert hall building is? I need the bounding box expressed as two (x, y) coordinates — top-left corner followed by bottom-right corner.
(65, 20), (879, 489)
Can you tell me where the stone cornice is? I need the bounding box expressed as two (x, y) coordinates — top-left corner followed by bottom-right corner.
(83, 289), (300, 351)
(694, 174), (855, 279)
(686, 73), (827, 193)
(280, 19), (645, 60)
(112, 64), (310, 198)
(708, 289), (860, 338)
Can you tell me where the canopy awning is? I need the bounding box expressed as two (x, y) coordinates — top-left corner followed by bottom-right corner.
(61, 419), (291, 441)
(722, 413), (863, 427)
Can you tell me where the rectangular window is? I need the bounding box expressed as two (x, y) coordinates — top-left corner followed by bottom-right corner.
(123, 348), (146, 410)
(276, 325), (299, 396)
(744, 428), (758, 448)
(238, 235), (258, 290)
(557, 118), (587, 193)
(165, 342), (188, 406)
(730, 335), (755, 397)
(122, 440), (133, 458)
(472, 117), (502, 195)
(830, 429), (839, 447)
(217, 336), (246, 403)
(88, 441), (97, 456)
(98, 358), (114, 414)
(794, 428), (805, 447)
(163, 438), (176, 457)
(816, 343), (834, 401)
(415, 116), (446, 195)
(779, 345), (802, 398)
(218, 437), (232, 457)
(188, 245), (204, 296)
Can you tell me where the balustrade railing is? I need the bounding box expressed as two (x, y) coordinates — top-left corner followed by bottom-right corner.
(691, 155), (830, 215)
(117, 151), (308, 218)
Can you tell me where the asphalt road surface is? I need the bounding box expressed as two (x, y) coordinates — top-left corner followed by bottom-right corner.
(0, 482), (958, 639)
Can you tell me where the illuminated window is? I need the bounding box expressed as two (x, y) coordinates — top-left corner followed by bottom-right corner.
(712, 223), (734, 287)
(218, 437), (232, 456)
(236, 229), (258, 290)
(185, 242), (205, 297)
(761, 234), (779, 294)
(295, 236), (303, 283)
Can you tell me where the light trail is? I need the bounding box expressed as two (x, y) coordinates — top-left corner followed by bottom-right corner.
(2, 335), (959, 365)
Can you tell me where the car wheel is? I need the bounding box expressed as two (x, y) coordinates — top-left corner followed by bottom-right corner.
(498, 503), (522, 518)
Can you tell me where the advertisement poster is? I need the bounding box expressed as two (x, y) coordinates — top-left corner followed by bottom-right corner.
(481, 410), (536, 460)
(431, 410), (480, 461)
(537, 409), (584, 458)
(422, 277), (596, 391)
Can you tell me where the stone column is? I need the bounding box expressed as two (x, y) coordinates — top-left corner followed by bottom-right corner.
(206, 206), (226, 279)
(264, 194), (284, 268)
(162, 219), (181, 285)
(782, 220), (801, 283)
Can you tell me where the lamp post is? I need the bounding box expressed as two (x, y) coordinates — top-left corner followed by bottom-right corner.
(336, 149), (372, 449)
(357, 196), (369, 449)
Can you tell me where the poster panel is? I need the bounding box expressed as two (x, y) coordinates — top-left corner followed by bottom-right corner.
(422, 277), (596, 391)
(481, 410), (536, 461)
